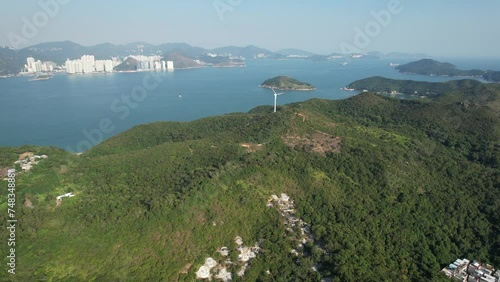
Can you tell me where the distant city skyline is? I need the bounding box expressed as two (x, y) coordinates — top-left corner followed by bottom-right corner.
(1, 0), (499, 57)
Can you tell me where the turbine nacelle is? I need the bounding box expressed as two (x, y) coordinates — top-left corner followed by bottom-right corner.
(271, 88), (284, 96)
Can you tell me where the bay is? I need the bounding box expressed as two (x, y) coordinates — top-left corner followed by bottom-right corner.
(0, 58), (497, 151)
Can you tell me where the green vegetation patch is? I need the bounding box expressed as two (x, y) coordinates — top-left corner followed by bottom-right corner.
(261, 76), (316, 90)
(1, 78), (499, 281)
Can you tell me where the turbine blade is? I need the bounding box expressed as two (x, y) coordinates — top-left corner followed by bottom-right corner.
(271, 88), (277, 95)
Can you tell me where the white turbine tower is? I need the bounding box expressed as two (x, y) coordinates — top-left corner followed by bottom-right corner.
(271, 88), (284, 113)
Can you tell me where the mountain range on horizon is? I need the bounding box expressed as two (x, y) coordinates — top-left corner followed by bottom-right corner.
(0, 40), (431, 76)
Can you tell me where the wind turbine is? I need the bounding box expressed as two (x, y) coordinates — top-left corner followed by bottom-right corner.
(271, 88), (284, 113)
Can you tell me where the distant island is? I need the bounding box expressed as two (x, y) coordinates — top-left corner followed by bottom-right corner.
(396, 59), (500, 82)
(260, 76), (316, 91)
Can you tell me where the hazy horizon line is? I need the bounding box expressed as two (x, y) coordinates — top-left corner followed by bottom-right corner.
(3, 39), (432, 57)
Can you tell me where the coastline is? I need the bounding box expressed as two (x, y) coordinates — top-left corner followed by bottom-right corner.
(398, 71), (491, 82)
(212, 64), (246, 68)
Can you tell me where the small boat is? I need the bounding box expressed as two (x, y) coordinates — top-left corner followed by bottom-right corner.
(340, 87), (355, 91)
(340, 62), (348, 66)
(178, 94), (182, 98)
(29, 74), (52, 81)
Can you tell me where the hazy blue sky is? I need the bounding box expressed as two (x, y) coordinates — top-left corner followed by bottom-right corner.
(1, 0), (499, 57)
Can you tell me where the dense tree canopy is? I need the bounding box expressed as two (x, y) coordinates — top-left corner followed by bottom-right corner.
(1, 78), (499, 281)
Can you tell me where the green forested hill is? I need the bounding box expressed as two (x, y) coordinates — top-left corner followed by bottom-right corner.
(1, 79), (499, 281)
(395, 59), (470, 76)
(395, 59), (500, 82)
(0, 47), (21, 76)
(348, 76), (488, 97)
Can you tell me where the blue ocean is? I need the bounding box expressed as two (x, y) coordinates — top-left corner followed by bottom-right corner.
(1, 58), (498, 151)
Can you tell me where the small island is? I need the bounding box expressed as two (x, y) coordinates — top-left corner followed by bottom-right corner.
(260, 76), (316, 91)
(395, 59), (500, 82)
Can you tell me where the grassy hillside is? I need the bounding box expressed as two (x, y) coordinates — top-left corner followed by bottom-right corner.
(1, 79), (499, 281)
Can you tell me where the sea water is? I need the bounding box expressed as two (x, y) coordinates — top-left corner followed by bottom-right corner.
(0, 58), (497, 151)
